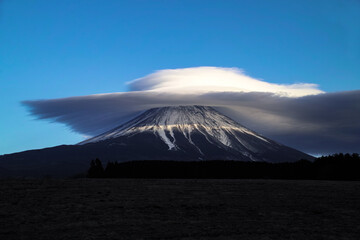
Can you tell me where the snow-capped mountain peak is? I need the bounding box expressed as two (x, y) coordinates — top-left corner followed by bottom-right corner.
(78, 105), (311, 163)
(0, 106), (314, 178)
(80, 106), (268, 150)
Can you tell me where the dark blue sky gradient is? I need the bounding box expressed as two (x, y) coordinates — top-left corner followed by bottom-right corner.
(1, 0), (359, 154)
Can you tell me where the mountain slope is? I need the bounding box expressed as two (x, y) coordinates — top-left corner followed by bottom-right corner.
(80, 106), (311, 162)
(0, 106), (313, 177)
(80, 106), (270, 149)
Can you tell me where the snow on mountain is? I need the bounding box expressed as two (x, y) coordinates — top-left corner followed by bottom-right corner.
(79, 106), (311, 162)
(80, 106), (267, 148)
(0, 105), (314, 177)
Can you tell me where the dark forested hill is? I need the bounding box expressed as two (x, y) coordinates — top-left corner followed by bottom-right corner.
(87, 153), (360, 180)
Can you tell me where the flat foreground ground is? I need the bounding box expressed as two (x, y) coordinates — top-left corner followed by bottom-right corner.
(0, 179), (359, 240)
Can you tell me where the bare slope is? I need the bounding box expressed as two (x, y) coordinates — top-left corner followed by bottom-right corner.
(80, 106), (312, 162)
(0, 106), (313, 177)
(1, 179), (359, 240)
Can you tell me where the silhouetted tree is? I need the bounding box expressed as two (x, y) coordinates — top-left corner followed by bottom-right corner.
(87, 158), (104, 178)
(105, 162), (117, 178)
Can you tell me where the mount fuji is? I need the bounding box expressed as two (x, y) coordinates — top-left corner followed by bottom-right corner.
(0, 106), (313, 177)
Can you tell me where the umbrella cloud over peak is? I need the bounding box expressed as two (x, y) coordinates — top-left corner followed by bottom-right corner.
(23, 67), (360, 155)
(128, 67), (324, 97)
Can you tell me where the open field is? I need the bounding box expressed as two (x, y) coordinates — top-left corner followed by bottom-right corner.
(1, 179), (360, 240)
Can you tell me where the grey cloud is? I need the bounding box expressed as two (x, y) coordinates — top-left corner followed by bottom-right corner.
(209, 91), (360, 154)
(23, 90), (360, 155)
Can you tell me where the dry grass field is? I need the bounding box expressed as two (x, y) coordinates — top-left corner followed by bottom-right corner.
(0, 179), (359, 239)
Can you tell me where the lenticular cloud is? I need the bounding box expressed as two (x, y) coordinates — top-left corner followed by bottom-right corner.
(128, 67), (323, 97)
(23, 67), (360, 154)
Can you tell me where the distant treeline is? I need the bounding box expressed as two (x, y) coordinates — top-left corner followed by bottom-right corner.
(87, 153), (360, 180)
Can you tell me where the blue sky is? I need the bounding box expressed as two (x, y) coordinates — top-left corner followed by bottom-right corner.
(1, 0), (359, 155)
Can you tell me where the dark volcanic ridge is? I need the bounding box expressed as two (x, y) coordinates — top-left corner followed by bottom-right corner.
(0, 106), (313, 177)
